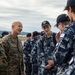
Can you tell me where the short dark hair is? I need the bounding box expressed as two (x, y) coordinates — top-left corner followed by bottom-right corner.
(33, 31), (40, 37)
(26, 33), (31, 37)
(57, 21), (70, 28)
(55, 14), (70, 27)
(62, 21), (70, 26)
(2, 31), (9, 37)
(71, 6), (75, 13)
(67, 6), (75, 13)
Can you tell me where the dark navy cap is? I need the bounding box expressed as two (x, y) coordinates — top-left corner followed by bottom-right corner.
(26, 33), (31, 37)
(64, 0), (75, 10)
(33, 31), (40, 37)
(55, 14), (70, 27)
(40, 31), (45, 36)
(41, 21), (50, 27)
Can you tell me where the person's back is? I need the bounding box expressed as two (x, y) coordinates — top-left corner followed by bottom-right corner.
(23, 33), (32, 75)
(30, 31), (40, 75)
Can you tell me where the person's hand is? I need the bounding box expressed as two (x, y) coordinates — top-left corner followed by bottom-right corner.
(56, 32), (61, 42)
(22, 71), (26, 75)
(28, 54), (30, 57)
(45, 60), (54, 69)
(23, 64), (26, 75)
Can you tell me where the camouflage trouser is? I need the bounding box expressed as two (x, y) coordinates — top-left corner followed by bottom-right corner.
(43, 68), (57, 75)
(25, 63), (32, 75)
(32, 64), (38, 75)
(57, 64), (75, 75)
(6, 66), (22, 75)
(0, 69), (6, 75)
(71, 70), (75, 75)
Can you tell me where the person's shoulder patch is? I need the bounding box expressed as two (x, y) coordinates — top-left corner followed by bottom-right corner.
(60, 33), (65, 37)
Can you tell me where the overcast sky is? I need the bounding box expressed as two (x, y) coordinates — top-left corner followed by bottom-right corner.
(0, 0), (67, 32)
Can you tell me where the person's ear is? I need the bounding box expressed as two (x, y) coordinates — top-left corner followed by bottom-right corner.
(42, 27), (44, 30)
(49, 25), (51, 29)
(69, 6), (72, 12)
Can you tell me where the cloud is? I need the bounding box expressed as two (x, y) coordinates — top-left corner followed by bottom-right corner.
(0, 0), (67, 32)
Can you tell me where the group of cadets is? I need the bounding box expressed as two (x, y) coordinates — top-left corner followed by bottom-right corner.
(23, 31), (41, 75)
(0, 0), (75, 75)
(23, 14), (71, 75)
(23, 0), (75, 75)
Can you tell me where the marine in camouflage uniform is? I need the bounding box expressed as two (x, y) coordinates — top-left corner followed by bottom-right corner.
(23, 33), (32, 75)
(1, 21), (24, 75)
(30, 31), (40, 75)
(0, 43), (7, 75)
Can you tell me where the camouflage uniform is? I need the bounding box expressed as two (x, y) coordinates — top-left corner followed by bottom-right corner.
(37, 32), (57, 75)
(1, 34), (24, 75)
(23, 39), (32, 75)
(0, 43), (7, 75)
(30, 38), (38, 75)
(50, 22), (75, 75)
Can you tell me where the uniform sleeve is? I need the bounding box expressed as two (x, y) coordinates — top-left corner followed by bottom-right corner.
(1, 38), (10, 57)
(23, 41), (29, 56)
(37, 40), (45, 66)
(30, 43), (37, 63)
(1, 38), (9, 67)
(23, 41), (29, 63)
(0, 44), (7, 68)
(23, 42), (29, 55)
(51, 27), (74, 65)
(19, 40), (24, 72)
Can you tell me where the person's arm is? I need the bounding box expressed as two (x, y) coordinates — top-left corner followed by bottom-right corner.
(23, 41), (29, 56)
(37, 39), (45, 67)
(0, 37), (9, 70)
(30, 44), (37, 63)
(19, 40), (25, 75)
(46, 26), (74, 68)
(56, 32), (61, 43)
(0, 44), (7, 68)
(23, 41), (29, 63)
